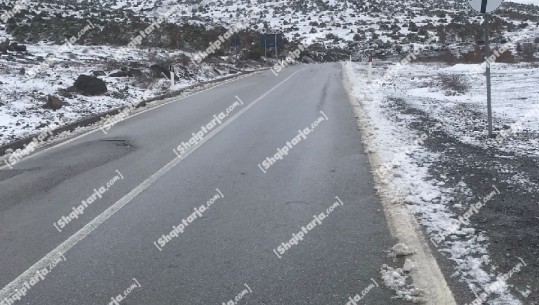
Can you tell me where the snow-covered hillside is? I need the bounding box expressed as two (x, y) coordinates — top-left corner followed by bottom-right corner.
(7, 0), (539, 50)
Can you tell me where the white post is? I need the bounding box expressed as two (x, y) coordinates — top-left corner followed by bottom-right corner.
(368, 60), (372, 83)
(170, 67), (175, 88)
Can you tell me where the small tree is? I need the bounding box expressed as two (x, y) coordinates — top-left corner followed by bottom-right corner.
(519, 43), (537, 62)
(437, 26), (447, 44)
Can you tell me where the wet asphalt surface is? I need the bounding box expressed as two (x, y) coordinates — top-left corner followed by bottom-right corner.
(0, 64), (408, 305)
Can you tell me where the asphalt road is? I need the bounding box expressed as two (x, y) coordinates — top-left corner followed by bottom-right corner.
(0, 63), (406, 305)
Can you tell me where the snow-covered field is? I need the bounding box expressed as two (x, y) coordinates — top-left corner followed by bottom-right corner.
(390, 62), (539, 157)
(0, 36), (251, 145)
(343, 60), (539, 304)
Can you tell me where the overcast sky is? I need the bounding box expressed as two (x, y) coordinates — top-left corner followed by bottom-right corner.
(508, 0), (539, 5)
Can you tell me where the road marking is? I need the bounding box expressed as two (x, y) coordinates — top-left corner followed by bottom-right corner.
(341, 63), (456, 305)
(0, 70), (301, 300)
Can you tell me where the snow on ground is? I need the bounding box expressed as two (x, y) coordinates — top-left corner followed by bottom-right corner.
(509, 0), (539, 5)
(33, 0), (520, 50)
(391, 62), (539, 158)
(0, 42), (249, 145)
(342, 60), (538, 304)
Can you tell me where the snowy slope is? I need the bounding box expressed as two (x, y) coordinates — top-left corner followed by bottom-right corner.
(15, 0), (538, 49)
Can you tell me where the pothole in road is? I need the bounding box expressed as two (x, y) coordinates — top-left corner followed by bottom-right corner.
(99, 139), (132, 147)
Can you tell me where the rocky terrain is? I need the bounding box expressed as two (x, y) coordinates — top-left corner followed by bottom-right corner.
(0, 0), (537, 145)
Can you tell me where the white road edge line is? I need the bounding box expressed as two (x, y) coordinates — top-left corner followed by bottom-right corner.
(341, 62), (456, 305)
(0, 70), (301, 300)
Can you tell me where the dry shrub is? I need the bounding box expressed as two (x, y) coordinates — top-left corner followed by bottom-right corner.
(518, 43), (537, 62)
(496, 48), (516, 63)
(416, 49), (457, 64)
(460, 46), (484, 64)
(439, 74), (470, 94)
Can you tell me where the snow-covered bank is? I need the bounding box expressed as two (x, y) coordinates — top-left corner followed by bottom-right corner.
(393, 62), (539, 157)
(342, 61), (536, 304)
(0, 42), (260, 146)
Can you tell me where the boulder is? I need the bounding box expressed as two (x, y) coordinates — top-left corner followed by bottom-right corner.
(110, 68), (143, 77)
(46, 95), (63, 110)
(149, 64), (179, 80)
(128, 68), (143, 77)
(0, 39), (10, 53)
(92, 70), (106, 77)
(150, 64), (169, 78)
(109, 70), (130, 77)
(8, 42), (26, 52)
(73, 75), (107, 96)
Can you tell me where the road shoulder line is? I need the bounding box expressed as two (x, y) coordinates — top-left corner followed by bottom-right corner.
(340, 62), (457, 305)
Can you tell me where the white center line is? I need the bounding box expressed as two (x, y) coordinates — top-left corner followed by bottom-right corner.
(0, 70), (301, 300)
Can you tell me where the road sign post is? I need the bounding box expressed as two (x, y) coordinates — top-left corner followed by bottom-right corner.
(485, 13), (493, 136)
(468, 0), (504, 137)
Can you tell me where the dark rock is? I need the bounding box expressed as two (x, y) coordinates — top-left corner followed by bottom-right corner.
(150, 65), (180, 80)
(46, 95), (63, 110)
(73, 75), (107, 96)
(92, 70), (106, 77)
(109, 70), (130, 77)
(0, 39), (9, 53)
(19, 68), (25, 75)
(8, 42), (26, 52)
(15, 44), (26, 52)
(150, 64), (175, 79)
(128, 68), (143, 77)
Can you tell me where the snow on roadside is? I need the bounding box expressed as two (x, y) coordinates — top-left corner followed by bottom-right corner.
(0, 42), (250, 146)
(342, 61), (523, 304)
(396, 62), (539, 158)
